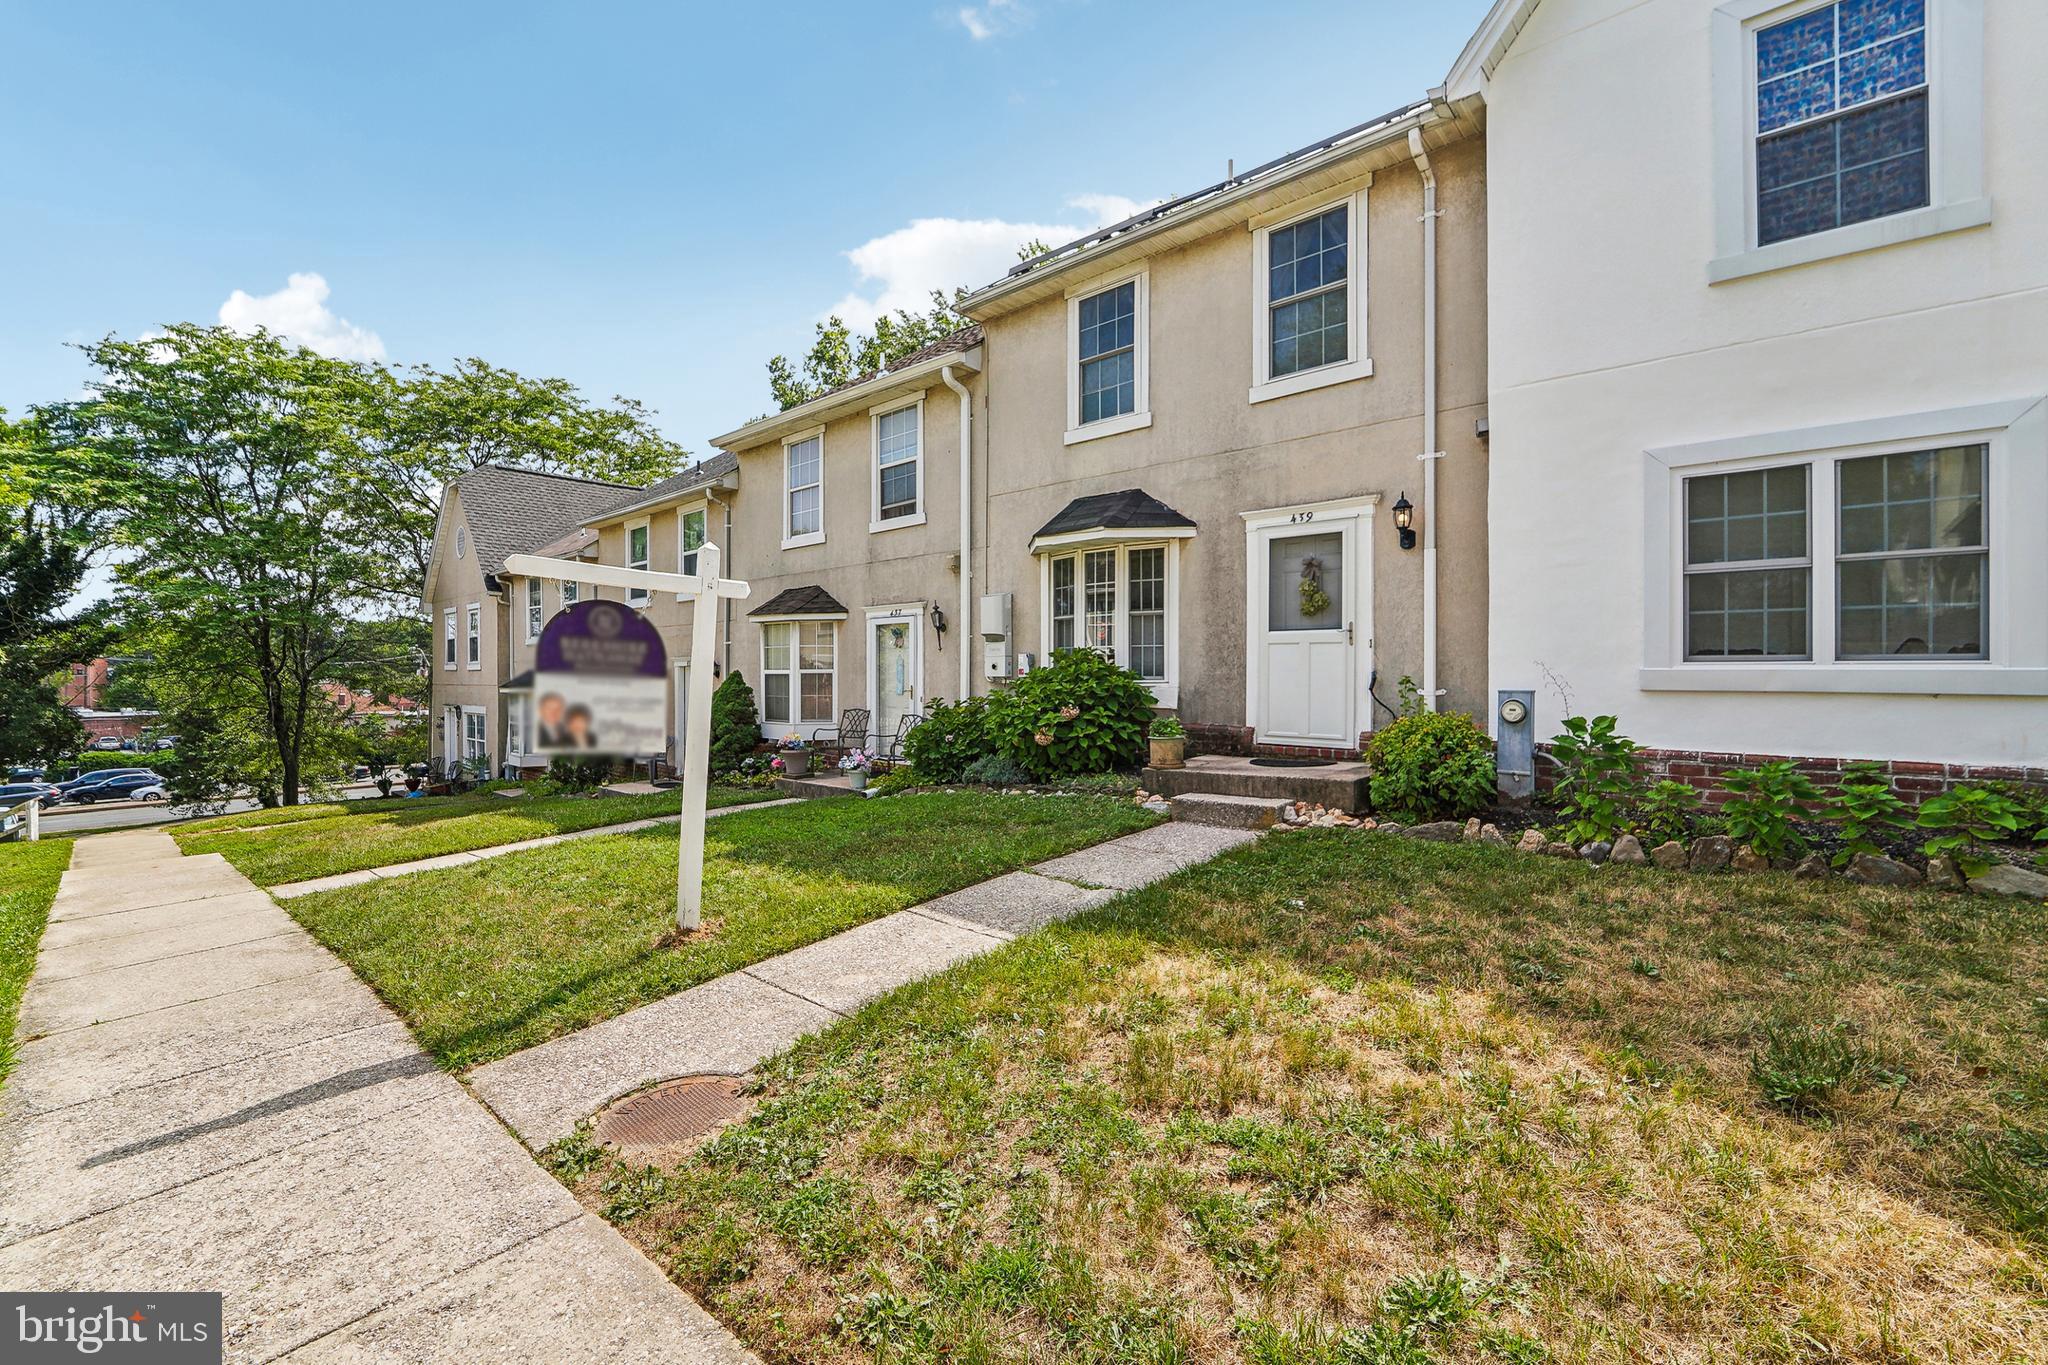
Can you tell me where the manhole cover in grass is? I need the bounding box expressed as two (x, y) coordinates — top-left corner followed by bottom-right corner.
(594, 1075), (749, 1149)
(1249, 757), (1334, 768)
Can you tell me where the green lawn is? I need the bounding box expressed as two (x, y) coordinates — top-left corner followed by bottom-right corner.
(176, 787), (777, 885)
(1, 839), (72, 1088)
(286, 791), (1160, 1070)
(570, 830), (2048, 1364)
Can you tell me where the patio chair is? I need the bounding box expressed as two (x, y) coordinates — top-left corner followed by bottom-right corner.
(812, 708), (870, 762)
(875, 712), (925, 762)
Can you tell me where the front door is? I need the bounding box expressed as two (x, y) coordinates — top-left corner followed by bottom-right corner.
(869, 614), (920, 752)
(1250, 507), (1367, 747)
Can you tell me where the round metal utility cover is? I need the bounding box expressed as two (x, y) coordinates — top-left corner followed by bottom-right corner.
(593, 1075), (750, 1151)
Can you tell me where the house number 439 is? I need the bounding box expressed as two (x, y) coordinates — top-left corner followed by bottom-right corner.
(1288, 511), (1315, 523)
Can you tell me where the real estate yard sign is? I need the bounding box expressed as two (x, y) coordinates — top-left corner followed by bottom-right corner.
(533, 599), (668, 757)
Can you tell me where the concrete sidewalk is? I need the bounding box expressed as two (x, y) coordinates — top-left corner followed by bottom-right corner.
(0, 828), (756, 1364)
(468, 821), (1256, 1148)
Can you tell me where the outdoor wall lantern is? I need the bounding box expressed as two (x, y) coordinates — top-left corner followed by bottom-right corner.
(1392, 493), (1416, 551)
(929, 600), (948, 648)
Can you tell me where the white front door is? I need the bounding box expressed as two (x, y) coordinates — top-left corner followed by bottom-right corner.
(1248, 505), (1369, 747)
(868, 612), (921, 751)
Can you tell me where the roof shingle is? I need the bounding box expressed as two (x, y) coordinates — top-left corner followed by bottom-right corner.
(1032, 489), (1198, 541)
(454, 464), (636, 576)
(747, 585), (849, 618)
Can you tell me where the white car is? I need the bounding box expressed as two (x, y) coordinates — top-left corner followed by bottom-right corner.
(129, 782), (169, 802)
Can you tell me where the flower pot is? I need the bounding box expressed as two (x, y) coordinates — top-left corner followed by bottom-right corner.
(782, 750), (811, 778)
(1149, 736), (1187, 769)
(847, 769), (868, 792)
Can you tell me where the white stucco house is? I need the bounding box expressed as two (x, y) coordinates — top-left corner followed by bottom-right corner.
(1462, 0), (2046, 786)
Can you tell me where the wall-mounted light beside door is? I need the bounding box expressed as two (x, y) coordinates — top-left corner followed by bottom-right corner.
(929, 601), (948, 649)
(1392, 493), (1416, 551)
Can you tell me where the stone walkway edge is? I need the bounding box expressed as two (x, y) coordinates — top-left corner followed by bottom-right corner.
(268, 797), (803, 899)
(466, 820), (1257, 1149)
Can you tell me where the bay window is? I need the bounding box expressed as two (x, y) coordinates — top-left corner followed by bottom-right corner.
(1039, 541), (1179, 704)
(760, 620), (836, 728)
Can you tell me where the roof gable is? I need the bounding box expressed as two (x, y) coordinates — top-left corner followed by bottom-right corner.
(1446, 0), (1545, 101)
(452, 464), (635, 578)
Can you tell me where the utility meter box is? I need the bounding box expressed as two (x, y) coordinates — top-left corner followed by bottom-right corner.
(1495, 688), (1537, 805)
(981, 592), (1014, 681)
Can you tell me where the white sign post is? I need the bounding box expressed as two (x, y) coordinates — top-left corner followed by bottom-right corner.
(503, 545), (750, 932)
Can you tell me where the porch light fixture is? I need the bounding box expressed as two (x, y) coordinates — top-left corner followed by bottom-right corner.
(1392, 493), (1416, 551)
(929, 600), (948, 648)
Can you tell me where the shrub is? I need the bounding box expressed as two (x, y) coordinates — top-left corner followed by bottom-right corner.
(1917, 783), (2027, 876)
(1720, 760), (1820, 861)
(1631, 779), (1700, 846)
(1365, 711), (1496, 823)
(540, 757), (610, 793)
(902, 695), (994, 782)
(1548, 715), (1638, 846)
(65, 749), (177, 773)
(1821, 762), (1908, 867)
(707, 670), (760, 775)
(961, 753), (1033, 787)
(983, 649), (1154, 780)
(867, 766), (921, 797)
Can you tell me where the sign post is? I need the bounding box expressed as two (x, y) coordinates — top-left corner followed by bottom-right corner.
(504, 548), (750, 932)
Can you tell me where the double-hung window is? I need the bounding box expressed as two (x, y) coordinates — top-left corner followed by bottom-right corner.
(1836, 445), (1986, 658)
(526, 578), (543, 642)
(1064, 272), (1150, 443)
(784, 431), (824, 546)
(506, 693), (529, 758)
(626, 522), (650, 605)
(443, 609), (457, 669)
(1041, 542), (1178, 703)
(680, 508), (706, 577)
(464, 603), (481, 669)
(560, 578), (579, 608)
(1251, 190), (1369, 402)
(461, 709), (486, 764)
(760, 621), (836, 728)
(872, 401), (922, 528)
(1684, 466), (1812, 659)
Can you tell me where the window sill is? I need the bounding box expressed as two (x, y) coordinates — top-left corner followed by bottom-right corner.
(1638, 663), (2048, 697)
(1139, 680), (1178, 709)
(870, 512), (927, 534)
(1248, 357), (1373, 405)
(781, 532), (825, 551)
(1709, 198), (1993, 285)
(1064, 410), (1153, 446)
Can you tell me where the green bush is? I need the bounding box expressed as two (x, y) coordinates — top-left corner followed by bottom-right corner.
(1821, 762), (1908, 867)
(1631, 779), (1700, 846)
(1917, 783), (2027, 876)
(902, 696), (994, 782)
(984, 649), (1154, 780)
(1365, 711), (1496, 823)
(961, 753), (1033, 787)
(1549, 715), (1638, 846)
(64, 749), (174, 774)
(867, 766), (922, 797)
(707, 670), (761, 775)
(1720, 760), (1821, 861)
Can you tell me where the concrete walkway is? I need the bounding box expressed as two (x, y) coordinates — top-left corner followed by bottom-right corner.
(269, 797), (802, 899)
(0, 828), (756, 1364)
(468, 820), (1256, 1148)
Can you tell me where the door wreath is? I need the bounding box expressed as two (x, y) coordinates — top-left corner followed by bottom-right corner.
(1297, 556), (1331, 618)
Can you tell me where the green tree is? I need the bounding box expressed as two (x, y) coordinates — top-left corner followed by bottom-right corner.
(708, 670), (760, 774)
(767, 290), (972, 411)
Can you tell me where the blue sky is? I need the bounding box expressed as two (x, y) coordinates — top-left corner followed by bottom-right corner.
(2, 0), (1493, 455)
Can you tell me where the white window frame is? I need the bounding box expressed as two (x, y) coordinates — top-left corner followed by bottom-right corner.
(869, 395), (928, 530)
(460, 705), (487, 765)
(782, 426), (826, 550)
(1642, 396), (2048, 695)
(675, 503), (709, 599)
(1709, 0), (1988, 284)
(1064, 268), (1152, 445)
(454, 526), (466, 559)
(506, 691), (531, 761)
(625, 519), (650, 606)
(757, 616), (841, 734)
(443, 608), (457, 670)
(560, 577), (579, 608)
(1249, 183), (1373, 404)
(464, 602), (481, 671)
(1035, 535), (1187, 708)
(525, 577), (543, 643)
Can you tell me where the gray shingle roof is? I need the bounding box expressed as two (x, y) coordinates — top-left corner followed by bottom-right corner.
(454, 464), (636, 576)
(748, 585), (848, 618)
(1033, 489), (1197, 541)
(593, 450), (739, 520)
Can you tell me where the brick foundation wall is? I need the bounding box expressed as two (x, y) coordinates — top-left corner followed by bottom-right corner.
(1186, 722), (1368, 762)
(1536, 745), (2047, 806)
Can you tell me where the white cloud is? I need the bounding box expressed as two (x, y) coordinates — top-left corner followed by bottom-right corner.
(827, 194), (1150, 331)
(956, 0), (1026, 41)
(217, 272), (386, 361)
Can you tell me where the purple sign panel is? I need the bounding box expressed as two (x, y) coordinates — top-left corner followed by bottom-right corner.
(533, 600), (669, 756)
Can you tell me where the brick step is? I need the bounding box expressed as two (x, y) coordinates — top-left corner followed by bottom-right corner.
(1170, 793), (1292, 830)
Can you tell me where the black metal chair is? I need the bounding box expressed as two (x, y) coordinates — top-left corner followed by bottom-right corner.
(875, 712), (925, 762)
(813, 708), (870, 761)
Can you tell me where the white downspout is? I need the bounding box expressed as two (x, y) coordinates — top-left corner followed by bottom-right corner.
(704, 486), (735, 675)
(1409, 128), (1443, 713)
(941, 363), (973, 701)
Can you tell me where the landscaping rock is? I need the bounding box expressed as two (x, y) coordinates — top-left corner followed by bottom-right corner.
(1477, 823), (1509, 850)
(1792, 853), (1831, 880)
(1967, 864), (2048, 900)
(1375, 821), (1404, 836)
(1689, 836), (1733, 873)
(1516, 829), (1547, 854)
(1731, 846), (1769, 874)
(1650, 840), (1688, 871)
(1463, 817), (1482, 842)
(1544, 841), (1577, 859)
(1845, 853), (1922, 887)
(1580, 841), (1612, 866)
(1923, 854), (1964, 891)
(1609, 834), (1647, 866)
(1404, 821), (1465, 843)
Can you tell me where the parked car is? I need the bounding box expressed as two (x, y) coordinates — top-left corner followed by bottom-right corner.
(64, 771), (163, 803)
(54, 767), (152, 797)
(153, 737), (178, 751)
(91, 736), (125, 751)
(7, 766), (44, 782)
(0, 782), (63, 809)
(127, 781), (169, 802)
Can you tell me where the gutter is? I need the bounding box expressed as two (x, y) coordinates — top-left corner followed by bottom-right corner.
(1409, 128), (1444, 714)
(710, 346), (983, 452)
(940, 362), (973, 700)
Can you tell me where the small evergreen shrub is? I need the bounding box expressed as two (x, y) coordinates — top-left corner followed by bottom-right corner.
(1720, 760), (1821, 861)
(1549, 715), (1639, 846)
(707, 670), (761, 775)
(984, 649), (1155, 780)
(961, 752), (1032, 787)
(902, 695), (994, 782)
(1821, 762), (1908, 867)
(1365, 710), (1496, 823)
(1631, 779), (1700, 846)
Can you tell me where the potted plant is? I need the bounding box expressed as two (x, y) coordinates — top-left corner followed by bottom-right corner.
(375, 771), (394, 798)
(1148, 714), (1188, 769)
(776, 732), (811, 778)
(839, 747), (873, 792)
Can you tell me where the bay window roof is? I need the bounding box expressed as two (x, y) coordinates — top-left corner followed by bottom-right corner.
(1031, 489), (1197, 549)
